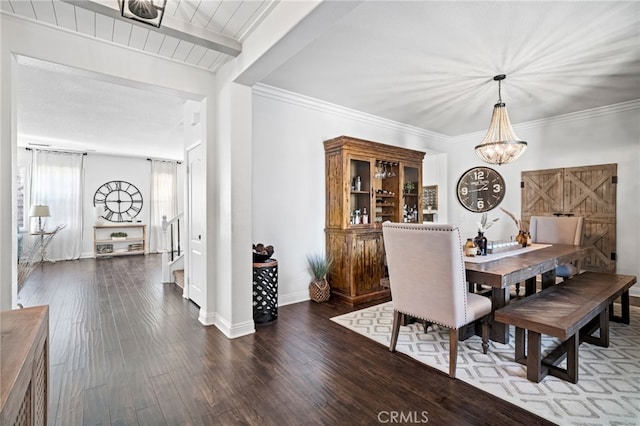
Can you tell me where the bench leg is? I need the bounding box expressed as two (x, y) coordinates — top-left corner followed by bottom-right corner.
(527, 330), (547, 383)
(544, 333), (580, 384)
(610, 290), (630, 325)
(622, 291), (630, 324)
(581, 307), (610, 347)
(514, 327), (526, 363)
(601, 307), (610, 347)
(564, 333), (579, 384)
(517, 329), (580, 384)
(548, 333), (580, 383)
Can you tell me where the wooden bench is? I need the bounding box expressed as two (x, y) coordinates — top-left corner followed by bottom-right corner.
(494, 271), (636, 383)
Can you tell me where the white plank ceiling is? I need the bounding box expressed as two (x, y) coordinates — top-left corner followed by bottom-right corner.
(2, 0), (275, 72)
(1, 0), (276, 71)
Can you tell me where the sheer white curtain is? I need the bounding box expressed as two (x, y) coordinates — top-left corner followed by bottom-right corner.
(149, 160), (178, 253)
(31, 150), (84, 260)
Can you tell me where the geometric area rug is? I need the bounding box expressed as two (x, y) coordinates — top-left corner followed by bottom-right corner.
(331, 302), (640, 426)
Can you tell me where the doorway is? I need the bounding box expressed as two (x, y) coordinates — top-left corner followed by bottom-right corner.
(12, 55), (204, 311)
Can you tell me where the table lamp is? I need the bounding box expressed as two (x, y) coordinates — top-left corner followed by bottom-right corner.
(29, 204), (50, 233)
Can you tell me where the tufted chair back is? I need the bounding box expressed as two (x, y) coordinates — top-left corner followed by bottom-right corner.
(382, 222), (492, 378)
(382, 223), (471, 328)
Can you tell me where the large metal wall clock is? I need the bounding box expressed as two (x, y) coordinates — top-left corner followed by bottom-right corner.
(456, 166), (506, 212)
(93, 180), (143, 222)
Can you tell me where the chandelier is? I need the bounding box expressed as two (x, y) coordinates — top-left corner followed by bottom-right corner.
(474, 74), (527, 165)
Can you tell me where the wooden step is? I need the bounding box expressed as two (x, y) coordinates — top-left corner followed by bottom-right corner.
(173, 269), (184, 288)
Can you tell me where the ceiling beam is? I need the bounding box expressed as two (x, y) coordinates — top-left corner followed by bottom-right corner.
(60, 0), (242, 57)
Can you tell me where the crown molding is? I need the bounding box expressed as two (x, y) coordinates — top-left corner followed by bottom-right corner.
(254, 84), (639, 144)
(518, 99), (640, 130)
(253, 83), (453, 144)
(457, 99), (640, 141)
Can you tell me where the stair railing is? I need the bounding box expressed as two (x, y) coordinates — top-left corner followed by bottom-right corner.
(161, 213), (184, 283)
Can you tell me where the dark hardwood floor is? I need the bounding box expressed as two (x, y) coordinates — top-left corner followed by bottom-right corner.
(18, 255), (554, 425)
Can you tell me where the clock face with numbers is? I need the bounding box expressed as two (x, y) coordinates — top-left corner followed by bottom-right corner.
(456, 167), (505, 213)
(93, 180), (143, 222)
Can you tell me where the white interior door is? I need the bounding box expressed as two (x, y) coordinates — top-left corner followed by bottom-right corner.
(187, 142), (205, 307)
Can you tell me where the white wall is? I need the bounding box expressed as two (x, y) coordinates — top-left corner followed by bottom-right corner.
(215, 0), (362, 334)
(252, 85), (449, 305)
(82, 154), (151, 256)
(423, 153), (448, 223)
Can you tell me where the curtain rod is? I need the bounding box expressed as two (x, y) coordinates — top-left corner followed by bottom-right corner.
(25, 147), (88, 155)
(147, 158), (183, 164)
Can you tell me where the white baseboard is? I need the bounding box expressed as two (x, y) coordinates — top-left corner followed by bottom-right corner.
(199, 309), (255, 338)
(278, 289), (310, 307)
(198, 308), (216, 326)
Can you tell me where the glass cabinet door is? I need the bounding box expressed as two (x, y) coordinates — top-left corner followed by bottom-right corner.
(402, 166), (421, 223)
(349, 158), (372, 226)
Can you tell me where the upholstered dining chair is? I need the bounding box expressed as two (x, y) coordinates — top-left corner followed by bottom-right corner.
(382, 222), (492, 379)
(529, 215), (585, 279)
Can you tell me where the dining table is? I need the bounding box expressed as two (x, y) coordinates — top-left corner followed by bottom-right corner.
(464, 243), (591, 343)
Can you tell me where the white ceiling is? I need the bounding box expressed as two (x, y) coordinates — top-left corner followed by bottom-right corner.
(15, 57), (191, 159)
(261, 1), (640, 136)
(6, 1), (640, 159)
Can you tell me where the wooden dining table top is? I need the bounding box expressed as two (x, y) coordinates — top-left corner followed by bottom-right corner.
(464, 244), (591, 289)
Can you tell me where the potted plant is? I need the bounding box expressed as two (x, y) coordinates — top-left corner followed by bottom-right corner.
(306, 253), (333, 303)
(111, 232), (128, 240)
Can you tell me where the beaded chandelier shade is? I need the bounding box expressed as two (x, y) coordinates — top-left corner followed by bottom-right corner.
(474, 74), (527, 165)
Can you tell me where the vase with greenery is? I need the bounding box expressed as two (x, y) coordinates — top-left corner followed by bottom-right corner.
(306, 253), (333, 303)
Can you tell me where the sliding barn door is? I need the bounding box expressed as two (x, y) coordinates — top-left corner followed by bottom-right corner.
(522, 164), (617, 272)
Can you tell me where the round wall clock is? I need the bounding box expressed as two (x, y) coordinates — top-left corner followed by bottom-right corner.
(456, 167), (505, 212)
(93, 180), (143, 222)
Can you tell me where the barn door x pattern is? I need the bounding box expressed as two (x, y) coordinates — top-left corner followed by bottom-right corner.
(522, 164), (617, 272)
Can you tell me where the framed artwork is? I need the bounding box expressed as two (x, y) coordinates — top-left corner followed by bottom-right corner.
(422, 185), (438, 211)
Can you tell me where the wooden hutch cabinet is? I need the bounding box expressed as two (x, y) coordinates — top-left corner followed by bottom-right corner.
(324, 136), (425, 305)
